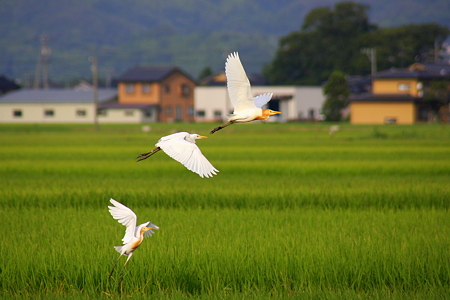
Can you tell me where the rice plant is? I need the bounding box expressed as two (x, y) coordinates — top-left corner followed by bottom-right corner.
(0, 123), (449, 299)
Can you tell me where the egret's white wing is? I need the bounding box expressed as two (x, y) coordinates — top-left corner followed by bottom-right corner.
(181, 148), (218, 178)
(225, 52), (257, 113)
(157, 135), (218, 178)
(253, 93), (273, 109)
(108, 198), (137, 245)
(156, 132), (190, 145)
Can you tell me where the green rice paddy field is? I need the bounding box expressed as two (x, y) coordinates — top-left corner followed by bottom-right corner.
(0, 123), (449, 299)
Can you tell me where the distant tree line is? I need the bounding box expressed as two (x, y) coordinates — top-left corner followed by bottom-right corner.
(263, 1), (450, 86)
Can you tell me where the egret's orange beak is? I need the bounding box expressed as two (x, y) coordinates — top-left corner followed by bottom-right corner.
(199, 136), (209, 139)
(270, 110), (281, 115)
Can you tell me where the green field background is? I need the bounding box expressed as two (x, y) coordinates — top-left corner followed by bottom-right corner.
(0, 123), (449, 299)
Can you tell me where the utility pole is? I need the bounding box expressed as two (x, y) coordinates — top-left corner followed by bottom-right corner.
(361, 48), (376, 76)
(33, 35), (51, 89)
(89, 56), (99, 131)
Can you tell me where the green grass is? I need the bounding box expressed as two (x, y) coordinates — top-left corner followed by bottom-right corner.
(0, 122), (449, 299)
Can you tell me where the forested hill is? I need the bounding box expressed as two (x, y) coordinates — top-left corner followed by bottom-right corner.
(1, 0), (449, 84)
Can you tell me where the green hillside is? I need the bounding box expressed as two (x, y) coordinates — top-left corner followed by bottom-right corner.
(1, 0), (449, 84)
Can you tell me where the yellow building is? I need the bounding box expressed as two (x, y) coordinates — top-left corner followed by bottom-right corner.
(350, 95), (419, 125)
(349, 63), (450, 124)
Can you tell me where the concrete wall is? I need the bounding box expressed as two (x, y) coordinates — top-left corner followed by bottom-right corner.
(291, 87), (325, 120)
(194, 87), (230, 122)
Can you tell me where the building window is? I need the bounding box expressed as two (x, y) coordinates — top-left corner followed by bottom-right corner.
(196, 110), (205, 117)
(44, 109), (54, 117)
(181, 84), (190, 96)
(398, 83), (410, 91)
(76, 109), (87, 117)
(98, 109), (107, 116)
(385, 117), (397, 124)
(125, 84), (134, 93)
(163, 84), (170, 94)
(142, 84), (151, 93)
(165, 106), (172, 116)
(124, 110), (134, 117)
(187, 107), (194, 116)
(214, 110), (222, 118)
(13, 110), (22, 117)
(144, 110), (152, 118)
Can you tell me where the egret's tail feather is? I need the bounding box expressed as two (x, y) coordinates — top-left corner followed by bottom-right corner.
(114, 246), (122, 254)
(136, 147), (161, 162)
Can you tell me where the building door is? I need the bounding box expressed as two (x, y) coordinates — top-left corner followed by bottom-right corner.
(175, 106), (182, 121)
(268, 99), (280, 111)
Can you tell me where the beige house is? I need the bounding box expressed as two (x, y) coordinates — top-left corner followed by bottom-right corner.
(0, 89), (120, 123)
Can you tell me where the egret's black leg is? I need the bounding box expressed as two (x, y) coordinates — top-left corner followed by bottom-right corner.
(109, 255), (122, 278)
(210, 120), (235, 134)
(136, 147), (162, 162)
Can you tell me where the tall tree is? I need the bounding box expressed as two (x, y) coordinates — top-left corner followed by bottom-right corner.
(264, 2), (449, 85)
(368, 24), (450, 70)
(322, 70), (350, 121)
(425, 79), (450, 107)
(264, 1), (376, 85)
(198, 67), (213, 82)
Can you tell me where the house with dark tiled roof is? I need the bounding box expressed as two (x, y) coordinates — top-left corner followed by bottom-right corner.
(348, 62), (450, 124)
(116, 66), (196, 122)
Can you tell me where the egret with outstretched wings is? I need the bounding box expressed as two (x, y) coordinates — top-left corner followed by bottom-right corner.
(108, 198), (159, 282)
(136, 132), (218, 178)
(210, 52), (281, 134)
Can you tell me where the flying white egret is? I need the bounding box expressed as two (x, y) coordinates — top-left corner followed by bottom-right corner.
(210, 52), (281, 134)
(108, 198), (159, 281)
(136, 132), (218, 178)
